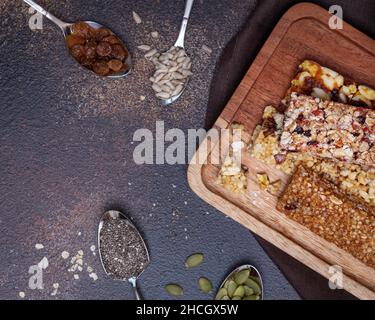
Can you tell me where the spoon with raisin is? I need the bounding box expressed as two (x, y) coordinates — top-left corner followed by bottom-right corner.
(23, 0), (132, 78)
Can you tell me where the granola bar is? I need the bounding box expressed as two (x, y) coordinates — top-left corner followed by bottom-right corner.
(249, 106), (375, 205)
(277, 165), (374, 269)
(284, 60), (375, 109)
(280, 94), (374, 167)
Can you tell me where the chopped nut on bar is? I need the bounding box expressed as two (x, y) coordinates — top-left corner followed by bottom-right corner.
(284, 60), (375, 109)
(217, 154), (247, 193)
(280, 94), (374, 167)
(277, 165), (374, 269)
(256, 173), (270, 190)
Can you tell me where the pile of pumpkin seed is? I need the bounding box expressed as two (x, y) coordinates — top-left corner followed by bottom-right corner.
(215, 268), (262, 300)
(139, 45), (192, 100)
(165, 253), (213, 297)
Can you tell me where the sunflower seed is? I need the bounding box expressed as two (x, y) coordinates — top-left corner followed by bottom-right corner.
(182, 70), (193, 77)
(156, 92), (171, 99)
(172, 85), (183, 96)
(202, 44), (213, 54)
(152, 84), (162, 93)
(165, 284), (183, 296)
(145, 49), (157, 58)
(137, 45), (151, 51)
(132, 11), (142, 24)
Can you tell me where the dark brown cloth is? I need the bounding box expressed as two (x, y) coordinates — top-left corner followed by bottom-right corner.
(205, 0), (375, 300)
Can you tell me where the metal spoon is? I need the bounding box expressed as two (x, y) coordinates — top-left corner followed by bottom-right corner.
(217, 264), (264, 300)
(23, 0), (132, 78)
(98, 210), (150, 300)
(160, 0), (194, 106)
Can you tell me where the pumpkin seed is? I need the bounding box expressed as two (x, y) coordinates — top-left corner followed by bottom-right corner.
(244, 285), (254, 296)
(185, 253), (204, 268)
(198, 277), (213, 294)
(249, 275), (261, 286)
(234, 269), (250, 284)
(232, 296), (242, 300)
(221, 295), (230, 300)
(215, 288), (227, 300)
(227, 280), (237, 298)
(165, 284), (183, 296)
(233, 285), (245, 298)
(245, 278), (261, 295)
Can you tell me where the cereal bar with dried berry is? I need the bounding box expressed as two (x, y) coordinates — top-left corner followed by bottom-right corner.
(280, 94), (374, 167)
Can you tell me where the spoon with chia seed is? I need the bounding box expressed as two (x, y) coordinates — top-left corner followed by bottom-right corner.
(23, 0), (132, 78)
(98, 210), (150, 300)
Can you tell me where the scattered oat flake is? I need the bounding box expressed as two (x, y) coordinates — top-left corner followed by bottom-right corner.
(151, 31), (159, 38)
(132, 11), (142, 24)
(90, 245), (96, 252)
(74, 274), (79, 280)
(53, 283), (59, 289)
(87, 266), (93, 273)
(19, 292), (25, 298)
(140, 95), (146, 101)
(89, 273), (98, 281)
(61, 251), (70, 259)
(35, 244), (44, 250)
(77, 250), (84, 256)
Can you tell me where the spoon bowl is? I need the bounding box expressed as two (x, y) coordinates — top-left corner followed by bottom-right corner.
(218, 264), (264, 300)
(158, 0), (194, 106)
(98, 210), (150, 300)
(23, 0), (132, 78)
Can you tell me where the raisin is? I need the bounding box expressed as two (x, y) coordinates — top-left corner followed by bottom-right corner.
(92, 61), (110, 76)
(66, 34), (85, 49)
(331, 89), (339, 102)
(70, 44), (85, 61)
(303, 130), (311, 137)
(297, 114), (304, 122)
(84, 41), (97, 59)
(71, 21), (93, 38)
(274, 153), (287, 164)
(102, 35), (121, 45)
(95, 28), (112, 41)
(107, 59), (124, 72)
(111, 44), (127, 61)
(96, 41), (112, 57)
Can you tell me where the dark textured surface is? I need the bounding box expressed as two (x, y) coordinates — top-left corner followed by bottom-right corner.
(206, 0), (374, 300)
(0, 0), (300, 300)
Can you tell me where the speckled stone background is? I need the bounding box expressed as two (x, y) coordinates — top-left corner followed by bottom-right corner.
(0, 0), (372, 300)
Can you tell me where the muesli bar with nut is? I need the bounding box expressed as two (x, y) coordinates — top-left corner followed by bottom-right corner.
(277, 165), (374, 269)
(283, 60), (375, 109)
(280, 94), (374, 167)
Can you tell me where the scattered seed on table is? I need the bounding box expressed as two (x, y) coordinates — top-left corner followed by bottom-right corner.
(185, 253), (204, 268)
(132, 11), (142, 24)
(165, 284), (184, 296)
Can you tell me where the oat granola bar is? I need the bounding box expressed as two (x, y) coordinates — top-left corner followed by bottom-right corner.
(284, 60), (375, 109)
(249, 106), (375, 205)
(280, 94), (374, 167)
(277, 165), (374, 269)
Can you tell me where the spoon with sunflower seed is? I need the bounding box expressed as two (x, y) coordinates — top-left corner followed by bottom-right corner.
(148, 0), (194, 105)
(215, 265), (264, 301)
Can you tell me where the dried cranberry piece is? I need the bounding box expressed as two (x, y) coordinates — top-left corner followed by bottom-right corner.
(303, 130), (311, 137)
(357, 115), (366, 125)
(274, 153), (287, 164)
(307, 140), (318, 146)
(285, 203), (297, 210)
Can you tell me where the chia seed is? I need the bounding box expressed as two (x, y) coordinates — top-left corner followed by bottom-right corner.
(100, 217), (148, 280)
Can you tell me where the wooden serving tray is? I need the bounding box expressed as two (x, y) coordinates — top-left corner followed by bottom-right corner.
(188, 3), (375, 299)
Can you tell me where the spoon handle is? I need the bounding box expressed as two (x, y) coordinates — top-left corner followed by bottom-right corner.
(129, 277), (142, 300)
(23, 0), (69, 32)
(174, 0), (195, 48)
